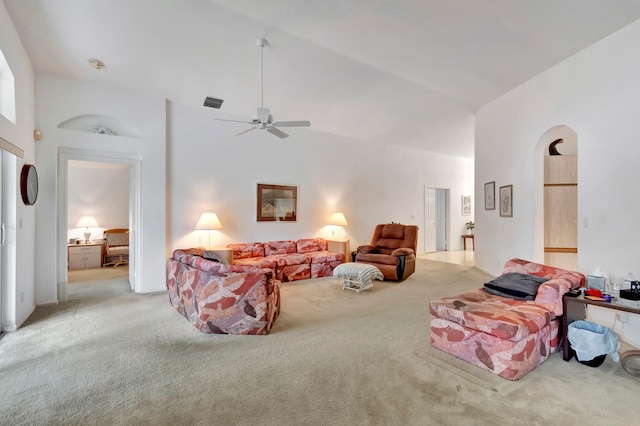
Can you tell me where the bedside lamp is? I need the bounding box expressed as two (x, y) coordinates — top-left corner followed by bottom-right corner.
(328, 212), (348, 240)
(195, 211), (223, 249)
(76, 216), (99, 244)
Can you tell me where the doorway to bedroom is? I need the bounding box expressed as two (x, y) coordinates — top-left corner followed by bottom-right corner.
(66, 160), (132, 289)
(57, 148), (141, 302)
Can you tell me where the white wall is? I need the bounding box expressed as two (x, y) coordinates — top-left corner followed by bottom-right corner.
(67, 161), (130, 242)
(0, 3), (35, 331)
(34, 74), (166, 304)
(475, 19), (640, 279)
(168, 103), (474, 253)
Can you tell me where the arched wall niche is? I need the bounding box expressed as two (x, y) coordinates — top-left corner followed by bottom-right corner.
(533, 124), (578, 268)
(57, 114), (142, 138)
(542, 126), (578, 156)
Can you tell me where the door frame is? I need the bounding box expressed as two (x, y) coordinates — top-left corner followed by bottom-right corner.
(56, 148), (142, 301)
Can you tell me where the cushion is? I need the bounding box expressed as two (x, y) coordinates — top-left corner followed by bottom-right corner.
(233, 257), (277, 270)
(304, 250), (343, 263)
(228, 243), (264, 259)
(264, 240), (296, 256)
(391, 247), (414, 256)
(381, 224), (405, 239)
(429, 290), (552, 342)
(357, 245), (379, 254)
(483, 272), (549, 300)
(297, 238), (327, 254)
(203, 250), (230, 264)
(106, 233), (128, 246)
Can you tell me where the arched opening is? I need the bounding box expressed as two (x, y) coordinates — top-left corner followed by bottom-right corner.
(534, 125), (578, 270)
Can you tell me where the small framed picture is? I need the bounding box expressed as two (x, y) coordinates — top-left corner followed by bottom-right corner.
(484, 181), (495, 210)
(462, 195), (471, 216)
(499, 185), (513, 217)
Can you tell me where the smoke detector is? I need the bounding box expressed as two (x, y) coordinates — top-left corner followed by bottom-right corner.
(88, 58), (105, 70)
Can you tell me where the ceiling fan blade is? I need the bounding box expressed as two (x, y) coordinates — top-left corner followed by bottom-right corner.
(273, 120), (311, 127)
(235, 127), (257, 137)
(267, 127), (289, 138)
(257, 107), (271, 123)
(215, 118), (254, 124)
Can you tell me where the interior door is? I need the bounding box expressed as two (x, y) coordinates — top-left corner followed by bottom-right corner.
(0, 150), (3, 333)
(435, 189), (448, 250)
(424, 187), (436, 253)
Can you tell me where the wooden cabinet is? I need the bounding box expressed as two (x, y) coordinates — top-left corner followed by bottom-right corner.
(68, 243), (103, 270)
(327, 239), (351, 263)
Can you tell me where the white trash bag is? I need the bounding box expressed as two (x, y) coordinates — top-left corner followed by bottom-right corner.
(568, 320), (620, 367)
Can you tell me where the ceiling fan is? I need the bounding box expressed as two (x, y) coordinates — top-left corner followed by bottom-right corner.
(214, 38), (311, 139)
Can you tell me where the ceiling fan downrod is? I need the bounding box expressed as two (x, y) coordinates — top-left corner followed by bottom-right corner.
(257, 38), (267, 109)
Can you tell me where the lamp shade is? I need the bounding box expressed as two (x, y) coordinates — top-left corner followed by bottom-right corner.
(329, 212), (348, 226)
(195, 212), (223, 230)
(76, 216), (99, 228)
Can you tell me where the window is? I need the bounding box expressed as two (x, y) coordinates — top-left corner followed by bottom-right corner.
(0, 48), (16, 124)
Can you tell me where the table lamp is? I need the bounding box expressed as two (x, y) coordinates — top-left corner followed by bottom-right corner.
(195, 211), (223, 249)
(76, 216), (99, 243)
(328, 212), (348, 240)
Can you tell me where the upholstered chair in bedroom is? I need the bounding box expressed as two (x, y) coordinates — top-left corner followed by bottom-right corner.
(103, 228), (129, 268)
(355, 223), (418, 281)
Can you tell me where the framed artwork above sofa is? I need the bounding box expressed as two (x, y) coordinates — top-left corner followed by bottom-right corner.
(257, 183), (297, 222)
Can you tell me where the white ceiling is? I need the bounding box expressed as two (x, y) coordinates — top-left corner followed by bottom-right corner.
(5, 0), (640, 158)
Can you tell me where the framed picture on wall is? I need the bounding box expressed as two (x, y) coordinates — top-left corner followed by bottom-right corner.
(484, 181), (495, 210)
(462, 195), (471, 216)
(499, 184), (513, 217)
(257, 183), (297, 222)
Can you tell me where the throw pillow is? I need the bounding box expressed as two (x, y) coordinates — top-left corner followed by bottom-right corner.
(483, 272), (549, 300)
(203, 250), (230, 264)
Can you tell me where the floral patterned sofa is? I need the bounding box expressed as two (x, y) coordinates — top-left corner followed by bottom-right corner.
(429, 258), (585, 380)
(167, 248), (280, 335)
(228, 238), (344, 282)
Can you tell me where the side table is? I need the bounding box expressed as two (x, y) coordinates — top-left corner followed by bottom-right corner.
(327, 239), (350, 263)
(461, 234), (474, 251)
(204, 247), (233, 264)
(68, 242), (103, 270)
(562, 293), (640, 360)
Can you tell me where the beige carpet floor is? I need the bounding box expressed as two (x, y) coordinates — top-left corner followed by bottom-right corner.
(1, 259), (638, 425)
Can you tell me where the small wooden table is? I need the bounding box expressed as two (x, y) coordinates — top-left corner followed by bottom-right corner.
(327, 239), (351, 263)
(204, 247), (233, 264)
(562, 293), (640, 360)
(461, 234), (474, 251)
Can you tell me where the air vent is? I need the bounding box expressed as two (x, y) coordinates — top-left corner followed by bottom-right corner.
(203, 97), (224, 109)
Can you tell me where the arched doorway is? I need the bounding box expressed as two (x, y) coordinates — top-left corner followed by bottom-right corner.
(536, 126), (578, 270)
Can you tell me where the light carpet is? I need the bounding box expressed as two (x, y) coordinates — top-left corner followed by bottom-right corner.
(1, 259), (638, 425)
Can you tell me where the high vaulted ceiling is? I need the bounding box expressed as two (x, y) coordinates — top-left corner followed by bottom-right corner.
(5, 0), (640, 157)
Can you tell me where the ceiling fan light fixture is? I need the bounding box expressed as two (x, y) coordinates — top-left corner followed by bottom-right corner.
(88, 58), (105, 70)
(214, 37), (310, 139)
